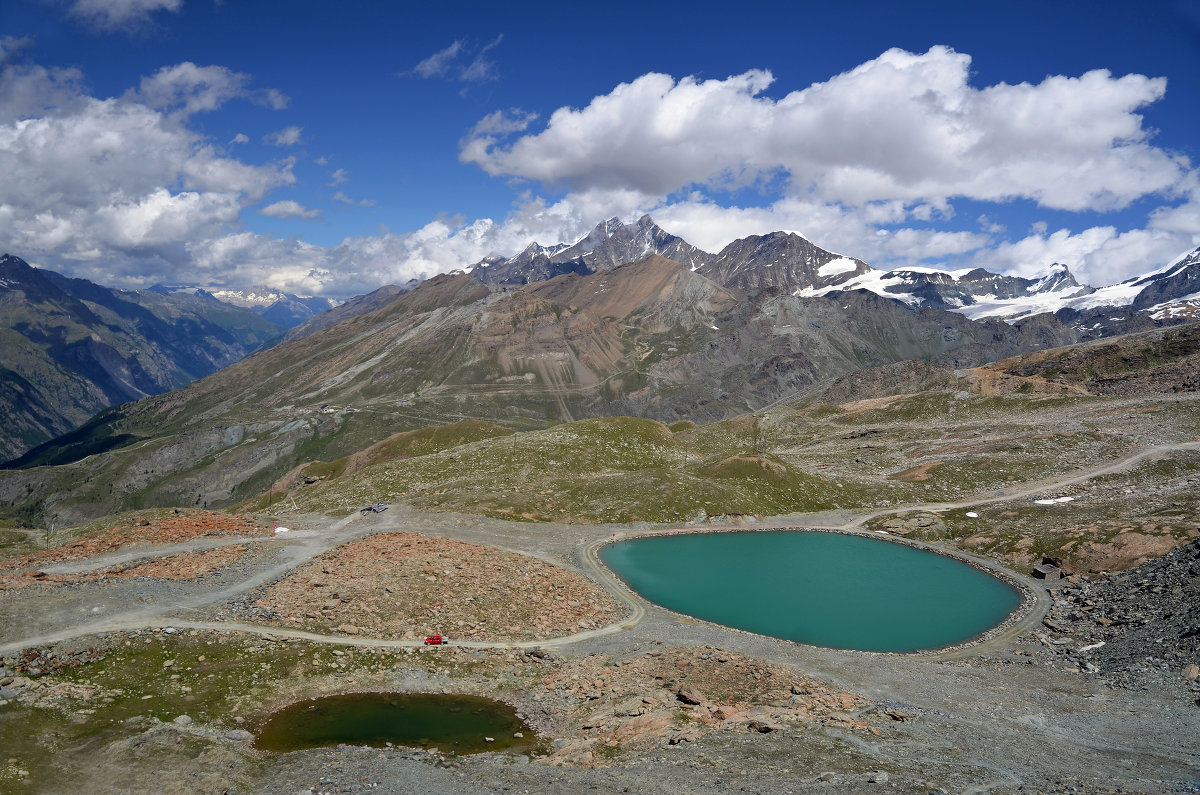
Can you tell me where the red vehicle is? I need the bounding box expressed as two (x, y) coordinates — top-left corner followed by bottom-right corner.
(423, 635), (447, 645)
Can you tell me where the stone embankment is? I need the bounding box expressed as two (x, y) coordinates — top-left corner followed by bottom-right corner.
(0, 642), (107, 706)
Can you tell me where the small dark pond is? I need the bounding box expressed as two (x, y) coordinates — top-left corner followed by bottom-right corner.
(254, 693), (538, 754)
(601, 531), (1022, 652)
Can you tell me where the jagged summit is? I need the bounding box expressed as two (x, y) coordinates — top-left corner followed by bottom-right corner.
(467, 214), (860, 293)
(696, 231), (871, 294)
(468, 214), (708, 285)
(463, 219), (1200, 328)
(0, 253), (57, 301)
(1027, 264), (1084, 293)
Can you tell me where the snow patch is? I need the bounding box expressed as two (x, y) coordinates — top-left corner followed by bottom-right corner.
(797, 268), (922, 306)
(817, 258), (858, 277)
(1148, 290), (1200, 314)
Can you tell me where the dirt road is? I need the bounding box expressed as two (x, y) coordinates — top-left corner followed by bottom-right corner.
(7, 441), (1195, 658)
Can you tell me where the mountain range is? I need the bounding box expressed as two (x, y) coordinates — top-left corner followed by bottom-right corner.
(196, 287), (339, 329)
(467, 215), (1200, 330)
(0, 254), (285, 460)
(2, 217), (1197, 528)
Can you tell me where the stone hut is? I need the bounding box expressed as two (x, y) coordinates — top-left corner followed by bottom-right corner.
(1032, 563), (1062, 580)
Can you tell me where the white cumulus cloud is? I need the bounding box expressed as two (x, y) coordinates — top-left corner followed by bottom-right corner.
(3, 44), (1196, 299)
(260, 200), (321, 220)
(68, 0), (183, 32)
(0, 57), (294, 282)
(462, 47), (1187, 214)
(969, 224), (1197, 286)
(264, 125), (303, 146)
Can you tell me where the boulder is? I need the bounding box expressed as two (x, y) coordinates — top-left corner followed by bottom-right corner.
(669, 729), (703, 745)
(613, 711), (673, 745)
(747, 720), (781, 733)
(676, 685), (707, 705)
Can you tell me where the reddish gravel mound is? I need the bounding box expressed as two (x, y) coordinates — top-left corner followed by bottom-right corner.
(245, 532), (621, 642)
(0, 511), (267, 589)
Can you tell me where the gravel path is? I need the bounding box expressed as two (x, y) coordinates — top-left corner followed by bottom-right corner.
(6, 442), (1196, 657)
(2, 445), (1199, 793)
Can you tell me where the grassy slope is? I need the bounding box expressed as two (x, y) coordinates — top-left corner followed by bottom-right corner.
(241, 356), (1198, 548)
(261, 415), (886, 523)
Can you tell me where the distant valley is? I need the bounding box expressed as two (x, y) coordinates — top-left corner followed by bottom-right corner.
(1, 216), (1197, 531)
(0, 254), (288, 461)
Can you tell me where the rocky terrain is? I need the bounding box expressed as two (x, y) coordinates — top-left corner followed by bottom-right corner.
(3, 217), (1196, 514)
(1034, 538), (1200, 693)
(7, 247), (1185, 531)
(0, 272), (1196, 792)
(0, 425), (1198, 793)
(239, 532), (621, 643)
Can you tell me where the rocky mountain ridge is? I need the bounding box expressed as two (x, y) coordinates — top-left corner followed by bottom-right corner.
(0, 252), (1087, 528)
(467, 215), (1200, 329)
(177, 287), (338, 330)
(0, 254), (285, 461)
(805, 249), (1200, 327)
(467, 215), (869, 299)
(278, 279), (423, 344)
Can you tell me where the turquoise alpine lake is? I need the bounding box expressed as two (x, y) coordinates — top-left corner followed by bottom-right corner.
(601, 531), (1022, 652)
(253, 693), (538, 754)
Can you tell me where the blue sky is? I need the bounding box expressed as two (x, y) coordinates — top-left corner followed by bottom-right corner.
(1, 0), (1198, 297)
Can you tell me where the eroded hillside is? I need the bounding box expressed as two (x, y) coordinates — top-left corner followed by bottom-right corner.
(0, 256), (1095, 530)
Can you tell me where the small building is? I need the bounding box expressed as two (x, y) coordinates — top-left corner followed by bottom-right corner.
(1032, 563), (1062, 580)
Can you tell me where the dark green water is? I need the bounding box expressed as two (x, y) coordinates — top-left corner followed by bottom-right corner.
(254, 693), (537, 754)
(601, 531), (1021, 652)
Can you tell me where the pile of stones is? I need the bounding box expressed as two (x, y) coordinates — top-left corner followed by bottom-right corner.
(1034, 538), (1200, 696)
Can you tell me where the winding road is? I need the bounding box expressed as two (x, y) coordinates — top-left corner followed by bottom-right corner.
(2, 440), (1197, 658)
